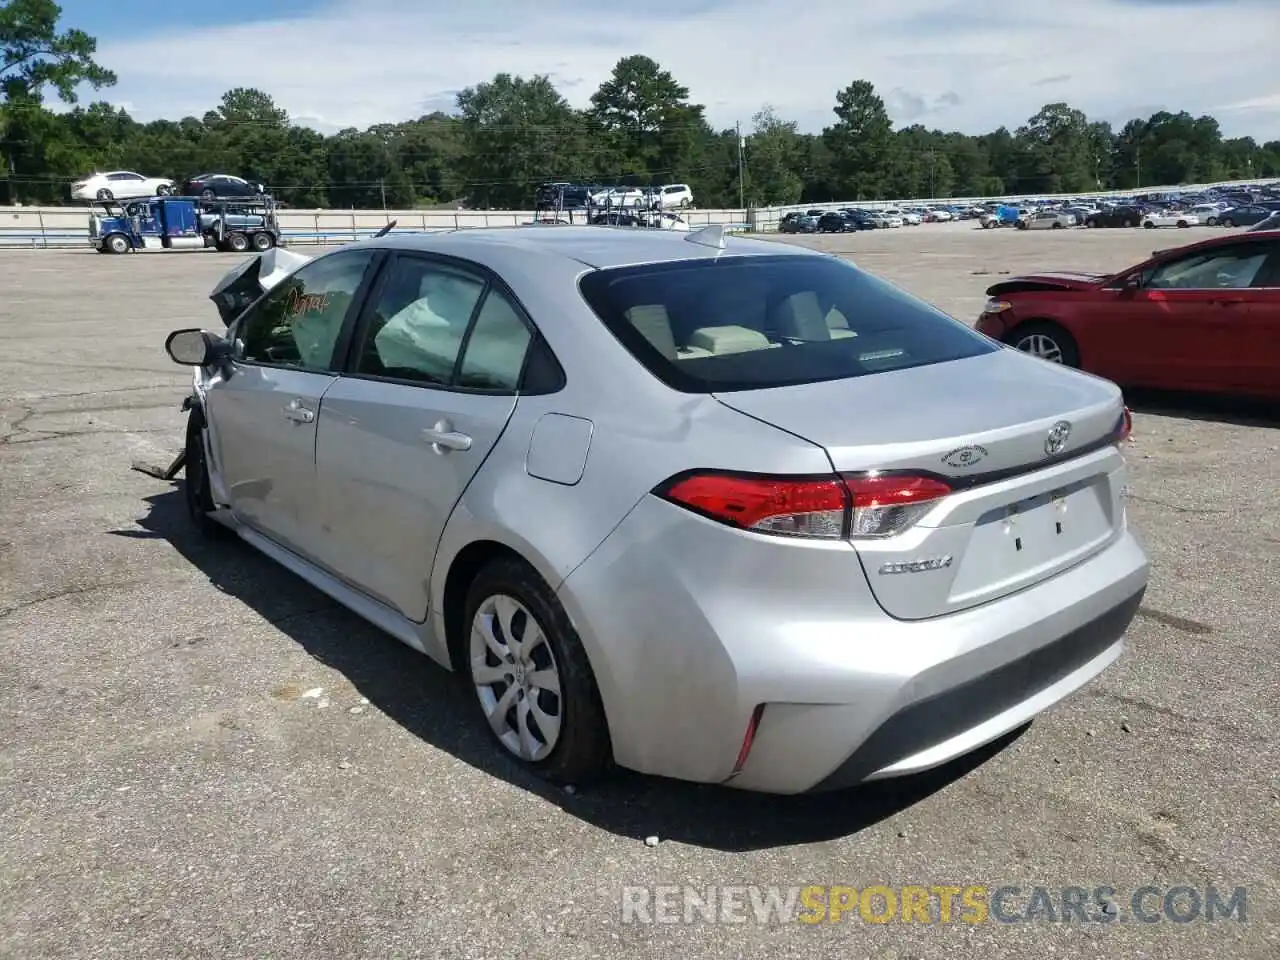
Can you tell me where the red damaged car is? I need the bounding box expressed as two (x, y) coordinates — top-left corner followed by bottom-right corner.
(975, 231), (1280, 401)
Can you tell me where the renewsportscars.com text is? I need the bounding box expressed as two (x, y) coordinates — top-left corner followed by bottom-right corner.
(620, 884), (1248, 926)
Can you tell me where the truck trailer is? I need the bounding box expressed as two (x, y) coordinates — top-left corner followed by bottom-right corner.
(88, 196), (282, 254)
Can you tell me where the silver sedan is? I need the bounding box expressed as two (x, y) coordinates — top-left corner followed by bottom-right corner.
(162, 225), (1150, 794)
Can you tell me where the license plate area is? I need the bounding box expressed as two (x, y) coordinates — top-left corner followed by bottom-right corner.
(948, 475), (1115, 605)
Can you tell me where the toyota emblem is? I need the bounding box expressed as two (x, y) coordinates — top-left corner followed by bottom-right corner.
(1045, 421), (1072, 456)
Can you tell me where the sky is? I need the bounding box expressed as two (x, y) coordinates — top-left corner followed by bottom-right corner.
(56, 0), (1280, 140)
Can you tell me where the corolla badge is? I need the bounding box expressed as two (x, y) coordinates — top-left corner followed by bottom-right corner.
(1045, 420), (1072, 456)
(941, 444), (989, 468)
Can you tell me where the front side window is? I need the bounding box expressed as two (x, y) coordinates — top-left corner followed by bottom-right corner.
(1144, 244), (1271, 290)
(578, 255), (997, 393)
(236, 249), (377, 370)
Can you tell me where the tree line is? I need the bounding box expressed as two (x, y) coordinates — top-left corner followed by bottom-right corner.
(2, 0), (1278, 210)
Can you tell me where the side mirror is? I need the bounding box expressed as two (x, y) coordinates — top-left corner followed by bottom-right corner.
(165, 328), (230, 366)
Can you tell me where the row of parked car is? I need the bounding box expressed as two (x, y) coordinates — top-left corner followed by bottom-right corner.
(779, 182), (1280, 234)
(70, 170), (268, 203)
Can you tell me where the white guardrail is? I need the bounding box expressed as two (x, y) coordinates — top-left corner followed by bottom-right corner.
(0, 176), (1273, 248)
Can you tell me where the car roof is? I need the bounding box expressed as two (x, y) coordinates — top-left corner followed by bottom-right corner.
(366, 225), (817, 270)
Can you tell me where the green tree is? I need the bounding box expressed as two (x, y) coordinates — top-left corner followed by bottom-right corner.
(456, 73), (585, 208)
(744, 106), (803, 206)
(823, 80), (893, 200)
(589, 55), (708, 183)
(0, 0), (114, 102)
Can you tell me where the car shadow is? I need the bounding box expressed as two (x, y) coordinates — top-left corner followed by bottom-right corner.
(1124, 388), (1279, 428)
(112, 487), (1026, 853)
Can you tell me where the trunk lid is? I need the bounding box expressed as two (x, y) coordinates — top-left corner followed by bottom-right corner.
(714, 349), (1129, 620)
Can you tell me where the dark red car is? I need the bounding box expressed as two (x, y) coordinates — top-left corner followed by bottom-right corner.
(975, 231), (1280, 400)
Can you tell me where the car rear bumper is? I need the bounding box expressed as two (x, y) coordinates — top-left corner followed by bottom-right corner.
(557, 496), (1149, 794)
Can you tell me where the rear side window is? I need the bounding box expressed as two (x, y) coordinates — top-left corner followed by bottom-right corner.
(577, 255), (996, 393)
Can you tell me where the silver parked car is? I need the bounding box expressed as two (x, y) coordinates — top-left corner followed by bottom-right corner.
(162, 225), (1149, 794)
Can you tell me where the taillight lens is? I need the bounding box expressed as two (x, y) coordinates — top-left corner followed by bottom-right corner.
(1116, 406), (1133, 444)
(842, 473), (952, 538)
(657, 472), (849, 539)
(655, 470), (951, 541)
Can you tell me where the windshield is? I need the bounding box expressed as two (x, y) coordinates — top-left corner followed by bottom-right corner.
(578, 255), (997, 393)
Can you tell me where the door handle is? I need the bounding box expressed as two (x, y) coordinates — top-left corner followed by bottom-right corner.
(423, 420), (472, 453)
(283, 398), (315, 423)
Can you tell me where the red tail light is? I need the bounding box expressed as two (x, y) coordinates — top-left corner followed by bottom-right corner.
(842, 473), (952, 538)
(655, 470), (951, 540)
(1116, 407), (1133, 444)
(657, 472), (849, 539)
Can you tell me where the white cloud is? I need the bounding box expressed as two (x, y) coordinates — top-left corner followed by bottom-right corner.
(92, 0), (1280, 139)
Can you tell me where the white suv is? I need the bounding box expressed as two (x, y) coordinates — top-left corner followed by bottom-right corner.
(654, 183), (693, 208)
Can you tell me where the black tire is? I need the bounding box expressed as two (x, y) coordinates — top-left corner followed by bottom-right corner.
(1207, 217), (1219, 226)
(1143, 221), (1155, 229)
(184, 409), (224, 538)
(1221, 218), (1234, 228)
(1085, 218), (1097, 228)
(251, 231), (274, 251)
(1006, 320), (1081, 368)
(105, 233), (130, 255)
(226, 232), (250, 253)
(156, 184), (172, 196)
(463, 558), (612, 786)
(201, 188), (216, 201)
(96, 188), (113, 201)
(1177, 220), (1189, 228)
(1128, 218), (1139, 227)
(1052, 221), (1063, 229)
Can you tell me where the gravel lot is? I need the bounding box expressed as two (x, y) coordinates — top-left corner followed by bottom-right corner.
(1, 224), (1277, 959)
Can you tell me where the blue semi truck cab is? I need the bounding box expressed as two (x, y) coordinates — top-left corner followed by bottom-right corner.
(88, 196), (282, 254)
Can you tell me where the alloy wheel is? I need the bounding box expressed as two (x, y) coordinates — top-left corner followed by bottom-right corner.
(1014, 333), (1064, 363)
(470, 594), (563, 762)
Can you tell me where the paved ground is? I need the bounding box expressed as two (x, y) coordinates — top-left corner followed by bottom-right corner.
(1, 224), (1277, 960)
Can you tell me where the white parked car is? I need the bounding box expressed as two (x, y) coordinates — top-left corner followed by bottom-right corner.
(925, 208), (954, 222)
(900, 211), (923, 226)
(1188, 204), (1227, 225)
(643, 211), (691, 231)
(592, 187), (647, 208)
(1141, 211), (1200, 229)
(71, 170), (174, 202)
(652, 183), (693, 208)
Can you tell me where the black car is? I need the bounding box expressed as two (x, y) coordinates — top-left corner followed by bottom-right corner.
(778, 212), (806, 233)
(1082, 205), (1145, 228)
(183, 173), (266, 200)
(817, 211), (849, 233)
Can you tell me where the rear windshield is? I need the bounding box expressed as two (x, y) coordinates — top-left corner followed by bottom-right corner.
(577, 254), (996, 392)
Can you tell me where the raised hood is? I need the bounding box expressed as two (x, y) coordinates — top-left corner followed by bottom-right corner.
(208, 246), (313, 326)
(985, 271), (1111, 296)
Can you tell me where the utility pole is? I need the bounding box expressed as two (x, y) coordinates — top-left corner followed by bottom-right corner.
(1135, 144), (1141, 189)
(736, 121), (745, 209)
(379, 178), (387, 210)
(929, 150), (936, 199)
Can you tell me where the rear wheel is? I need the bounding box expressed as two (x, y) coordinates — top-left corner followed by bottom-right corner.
(251, 231), (274, 251)
(1221, 217), (1235, 228)
(1085, 218), (1097, 228)
(464, 558), (612, 786)
(96, 188), (114, 201)
(1007, 320), (1081, 368)
(226, 232), (250, 253)
(1051, 221), (1063, 229)
(201, 188), (216, 201)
